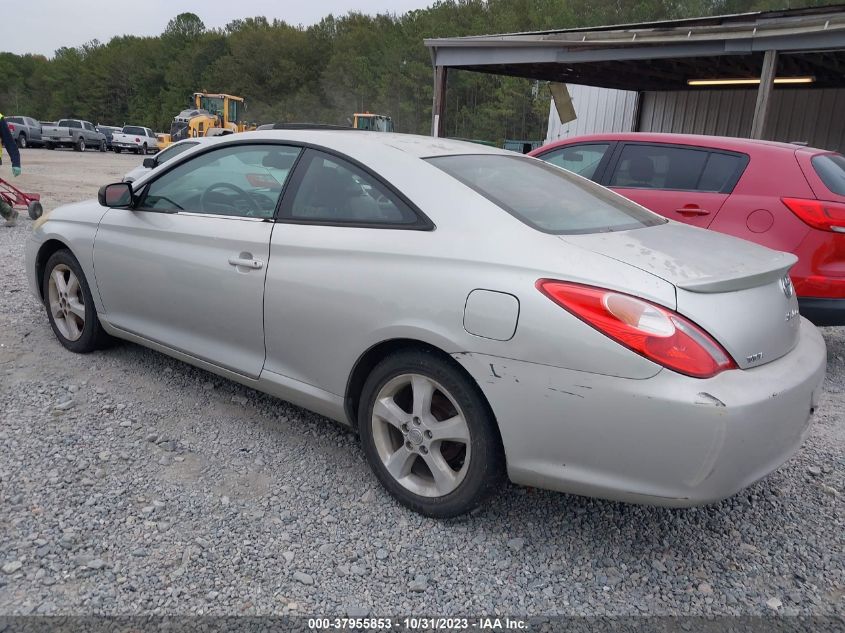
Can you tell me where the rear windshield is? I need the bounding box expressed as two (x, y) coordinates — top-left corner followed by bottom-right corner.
(427, 154), (666, 234)
(812, 154), (845, 196)
(123, 126), (146, 135)
(6, 117), (23, 124)
(59, 120), (81, 128)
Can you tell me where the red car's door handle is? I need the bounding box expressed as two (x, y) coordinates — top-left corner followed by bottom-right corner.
(675, 205), (710, 216)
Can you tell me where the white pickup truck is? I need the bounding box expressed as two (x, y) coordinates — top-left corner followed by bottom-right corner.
(111, 126), (159, 154)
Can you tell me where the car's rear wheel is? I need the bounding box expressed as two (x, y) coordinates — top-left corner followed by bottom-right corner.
(99, 140), (106, 152)
(114, 147), (122, 154)
(358, 349), (504, 518)
(75, 138), (85, 152)
(17, 134), (27, 149)
(45, 142), (54, 150)
(42, 250), (110, 353)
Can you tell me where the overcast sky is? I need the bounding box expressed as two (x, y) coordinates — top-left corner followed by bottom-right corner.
(5, 0), (434, 57)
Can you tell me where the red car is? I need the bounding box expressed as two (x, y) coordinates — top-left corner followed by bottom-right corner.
(529, 133), (845, 325)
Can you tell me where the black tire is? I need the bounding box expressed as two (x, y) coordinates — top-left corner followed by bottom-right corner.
(358, 349), (505, 518)
(27, 201), (43, 220)
(17, 134), (27, 149)
(142, 143), (148, 154)
(42, 250), (111, 353)
(114, 147), (122, 154)
(99, 140), (106, 152)
(46, 142), (55, 150)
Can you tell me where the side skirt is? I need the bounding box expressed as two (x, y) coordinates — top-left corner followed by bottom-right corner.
(99, 318), (351, 427)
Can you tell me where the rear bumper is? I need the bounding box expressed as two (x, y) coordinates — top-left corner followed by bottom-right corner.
(456, 318), (826, 506)
(113, 142), (140, 150)
(799, 297), (845, 326)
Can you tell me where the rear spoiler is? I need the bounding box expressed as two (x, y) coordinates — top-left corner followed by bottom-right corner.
(676, 253), (796, 293)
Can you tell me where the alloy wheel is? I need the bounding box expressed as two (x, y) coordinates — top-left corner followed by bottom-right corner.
(371, 373), (471, 497)
(48, 264), (86, 341)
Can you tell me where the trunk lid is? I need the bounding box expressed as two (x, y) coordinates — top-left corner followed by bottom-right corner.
(561, 222), (801, 369)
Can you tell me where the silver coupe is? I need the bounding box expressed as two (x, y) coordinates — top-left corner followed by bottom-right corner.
(26, 131), (827, 517)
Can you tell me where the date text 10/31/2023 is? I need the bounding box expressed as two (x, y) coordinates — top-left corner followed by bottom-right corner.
(308, 617), (528, 630)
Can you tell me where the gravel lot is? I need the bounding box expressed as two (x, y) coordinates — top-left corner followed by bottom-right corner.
(0, 150), (843, 618)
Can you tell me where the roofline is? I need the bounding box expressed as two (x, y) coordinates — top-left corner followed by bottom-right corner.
(424, 4), (845, 51)
(535, 132), (829, 153)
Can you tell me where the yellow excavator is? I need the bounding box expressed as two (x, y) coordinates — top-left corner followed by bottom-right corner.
(352, 113), (394, 132)
(158, 92), (253, 148)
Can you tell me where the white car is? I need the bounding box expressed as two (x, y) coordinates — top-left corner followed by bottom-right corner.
(112, 126), (158, 154)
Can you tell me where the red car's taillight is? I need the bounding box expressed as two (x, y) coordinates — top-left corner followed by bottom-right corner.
(782, 197), (845, 233)
(536, 280), (738, 378)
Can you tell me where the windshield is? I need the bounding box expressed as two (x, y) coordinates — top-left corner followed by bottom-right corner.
(123, 126), (146, 135)
(355, 116), (392, 132)
(198, 96), (224, 116)
(427, 154), (666, 235)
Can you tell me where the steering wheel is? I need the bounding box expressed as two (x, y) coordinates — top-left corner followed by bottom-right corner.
(200, 182), (260, 215)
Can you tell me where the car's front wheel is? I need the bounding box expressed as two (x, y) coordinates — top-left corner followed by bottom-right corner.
(358, 349), (504, 517)
(42, 250), (110, 353)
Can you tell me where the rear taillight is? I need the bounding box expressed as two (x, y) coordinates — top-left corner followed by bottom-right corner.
(782, 197), (845, 233)
(536, 280), (737, 378)
(8, 124), (15, 131)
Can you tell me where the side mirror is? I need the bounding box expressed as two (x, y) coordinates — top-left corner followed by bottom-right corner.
(98, 182), (133, 208)
(142, 157), (156, 168)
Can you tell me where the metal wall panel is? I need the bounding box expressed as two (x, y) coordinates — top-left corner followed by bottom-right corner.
(639, 88), (845, 152)
(545, 84), (639, 143)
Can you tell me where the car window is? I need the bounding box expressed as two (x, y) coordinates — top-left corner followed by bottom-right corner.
(156, 141), (198, 165)
(609, 144), (709, 191)
(284, 150), (419, 225)
(540, 143), (610, 180)
(812, 154), (845, 196)
(697, 152), (747, 192)
(7, 117), (23, 124)
(123, 126), (145, 135)
(428, 154), (665, 235)
(139, 144), (301, 219)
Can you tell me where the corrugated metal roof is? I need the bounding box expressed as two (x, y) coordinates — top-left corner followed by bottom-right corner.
(425, 4), (845, 49)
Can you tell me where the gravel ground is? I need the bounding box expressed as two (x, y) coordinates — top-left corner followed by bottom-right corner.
(0, 150), (843, 617)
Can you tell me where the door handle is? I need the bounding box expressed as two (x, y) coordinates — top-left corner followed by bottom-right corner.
(675, 205), (710, 217)
(228, 257), (264, 270)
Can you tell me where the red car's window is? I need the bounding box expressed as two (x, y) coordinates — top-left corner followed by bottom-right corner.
(540, 143), (610, 180)
(608, 144), (747, 193)
(812, 154), (845, 196)
(609, 144), (708, 190)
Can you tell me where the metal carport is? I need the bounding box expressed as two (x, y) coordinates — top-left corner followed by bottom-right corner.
(425, 5), (845, 147)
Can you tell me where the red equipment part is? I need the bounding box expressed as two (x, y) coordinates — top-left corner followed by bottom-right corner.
(0, 177), (43, 220)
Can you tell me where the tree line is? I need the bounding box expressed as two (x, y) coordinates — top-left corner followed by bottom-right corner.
(0, 0), (829, 143)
